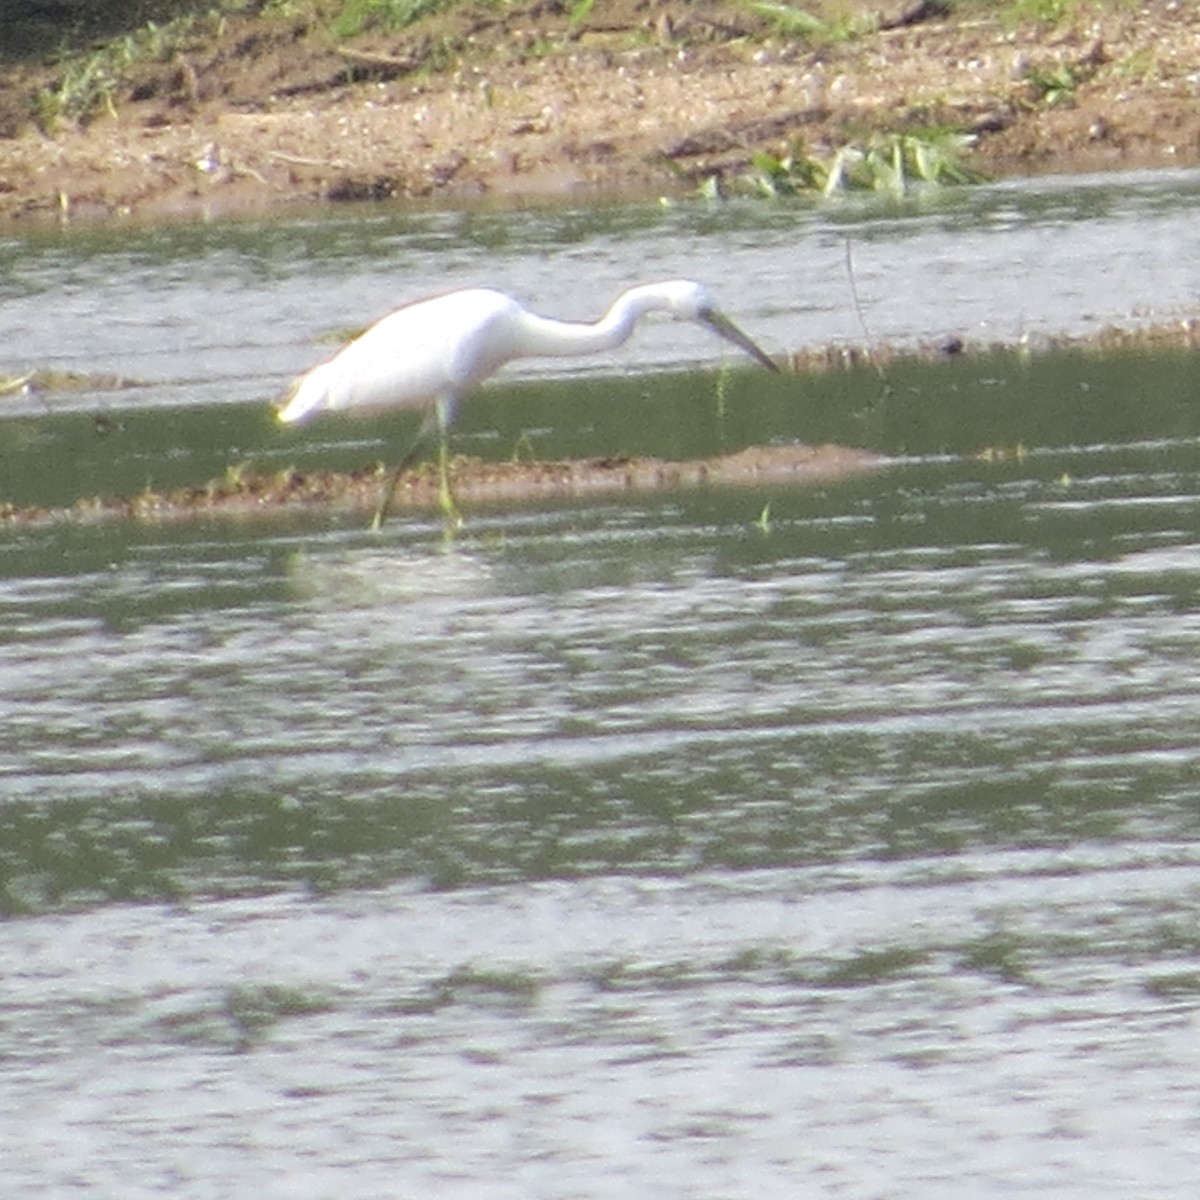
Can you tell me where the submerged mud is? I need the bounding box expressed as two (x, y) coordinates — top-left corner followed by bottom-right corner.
(0, 443), (886, 528)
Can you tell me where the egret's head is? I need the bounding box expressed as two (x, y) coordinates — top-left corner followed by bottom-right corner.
(640, 280), (779, 372)
(651, 279), (716, 320)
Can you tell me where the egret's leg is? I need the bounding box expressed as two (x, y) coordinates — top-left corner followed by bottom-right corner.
(370, 397), (460, 533)
(436, 434), (462, 530)
(370, 432), (427, 532)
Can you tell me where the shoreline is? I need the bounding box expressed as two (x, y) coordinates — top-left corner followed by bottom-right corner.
(2, 2), (1200, 226)
(0, 443), (889, 529)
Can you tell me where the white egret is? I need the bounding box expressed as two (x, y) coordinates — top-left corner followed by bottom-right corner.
(277, 279), (780, 528)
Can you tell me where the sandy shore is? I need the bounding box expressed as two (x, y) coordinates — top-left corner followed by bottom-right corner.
(2, 1), (1200, 224)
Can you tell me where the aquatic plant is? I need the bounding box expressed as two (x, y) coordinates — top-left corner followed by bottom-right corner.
(738, 129), (986, 199)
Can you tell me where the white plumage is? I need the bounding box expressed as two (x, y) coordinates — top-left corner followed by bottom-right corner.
(277, 280), (778, 527)
(279, 281), (776, 428)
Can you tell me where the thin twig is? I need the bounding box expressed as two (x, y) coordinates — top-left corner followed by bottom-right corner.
(844, 237), (888, 384)
(267, 150), (345, 168)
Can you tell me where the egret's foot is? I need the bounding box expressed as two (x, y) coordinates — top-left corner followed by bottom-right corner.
(437, 462), (463, 532)
(370, 466), (404, 532)
(369, 491), (389, 532)
(440, 501), (464, 533)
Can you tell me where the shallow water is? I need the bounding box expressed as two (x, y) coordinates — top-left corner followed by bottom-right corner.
(4, 166), (1200, 416)
(3, 174), (1200, 1197)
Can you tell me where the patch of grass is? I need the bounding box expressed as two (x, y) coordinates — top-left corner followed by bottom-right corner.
(24, 0), (467, 130)
(329, 0), (462, 38)
(1016, 39), (1107, 111)
(740, 1), (828, 36)
(1111, 45), (1155, 82)
(737, 129), (985, 199)
(29, 7), (233, 130)
(1023, 61), (1082, 105)
(745, 142), (826, 196)
(32, 39), (131, 130)
(953, 0), (1135, 27)
(568, 0), (598, 29)
(736, 0), (863, 43)
(1008, 0), (1072, 22)
(990, 0), (1138, 31)
(831, 130), (986, 192)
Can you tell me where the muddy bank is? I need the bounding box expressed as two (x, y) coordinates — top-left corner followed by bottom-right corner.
(2, 1), (1200, 223)
(0, 442), (887, 528)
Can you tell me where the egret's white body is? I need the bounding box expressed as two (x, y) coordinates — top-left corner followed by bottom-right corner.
(279, 280), (777, 428)
(277, 279), (778, 526)
(280, 289), (528, 427)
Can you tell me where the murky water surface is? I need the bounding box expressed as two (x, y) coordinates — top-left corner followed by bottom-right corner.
(2, 173), (1200, 1197)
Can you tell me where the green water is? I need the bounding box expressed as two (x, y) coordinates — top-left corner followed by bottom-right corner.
(1, 343), (1199, 1195)
(3, 176), (1200, 1196)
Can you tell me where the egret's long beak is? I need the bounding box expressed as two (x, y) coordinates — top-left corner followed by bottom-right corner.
(703, 309), (781, 373)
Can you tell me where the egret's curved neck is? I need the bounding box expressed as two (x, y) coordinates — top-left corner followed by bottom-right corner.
(517, 285), (668, 359)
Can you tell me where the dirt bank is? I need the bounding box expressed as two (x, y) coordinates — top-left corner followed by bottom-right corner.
(2, 1), (1200, 224)
(0, 443), (887, 527)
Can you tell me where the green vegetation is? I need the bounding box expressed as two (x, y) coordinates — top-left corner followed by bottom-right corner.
(28, 7), (230, 130)
(568, 0), (598, 29)
(8, 0), (1144, 64)
(0, 0), (1144, 187)
(5, 0), (247, 60)
(957, 0), (1123, 24)
(327, 0), (463, 38)
(1023, 60), (1083, 106)
(736, 1), (863, 43)
(1008, 0), (1073, 20)
(737, 130), (986, 199)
